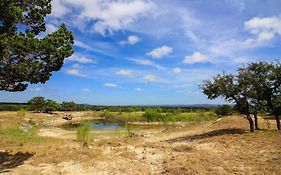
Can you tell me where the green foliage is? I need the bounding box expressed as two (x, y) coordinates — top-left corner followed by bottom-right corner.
(28, 96), (46, 112)
(17, 108), (26, 118)
(76, 123), (90, 148)
(44, 100), (60, 113)
(201, 61), (281, 131)
(124, 123), (133, 137)
(61, 101), (77, 111)
(0, 103), (28, 111)
(215, 105), (233, 116)
(124, 123), (133, 147)
(0, 0), (74, 91)
(0, 123), (45, 142)
(142, 109), (164, 122)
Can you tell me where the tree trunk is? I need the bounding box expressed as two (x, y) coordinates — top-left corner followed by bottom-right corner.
(274, 115), (281, 130)
(246, 115), (254, 132)
(254, 112), (260, 130)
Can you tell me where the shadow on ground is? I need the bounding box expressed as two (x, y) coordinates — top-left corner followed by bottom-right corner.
(166, 128), (245, 143)
(0, 151), (34, 173)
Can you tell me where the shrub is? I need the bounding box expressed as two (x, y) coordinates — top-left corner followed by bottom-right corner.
(142, 109), (163, 122)
(17, 108), (27, 118)
(215, 105), (233, 116)
(76, 123), (90, 148)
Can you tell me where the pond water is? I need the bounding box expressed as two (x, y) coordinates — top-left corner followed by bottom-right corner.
(89, 121), (125, 130)
(62, 119), (176, 131)
(62, 120), (126, 130)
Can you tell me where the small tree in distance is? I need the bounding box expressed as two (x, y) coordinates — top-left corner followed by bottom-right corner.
(28, 96), (46, 112)
(44, 99), (60, 114)
(215, 104), (233, 117)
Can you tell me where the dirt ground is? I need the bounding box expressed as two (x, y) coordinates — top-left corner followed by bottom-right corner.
(0, 112), (280, 175)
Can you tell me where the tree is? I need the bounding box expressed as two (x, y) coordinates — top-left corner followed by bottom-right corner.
(201, 73), (255, 132)
(28, 96), (46, 112)
(0, 0), (74, 91)
(215, 104), (233, 116)
(242, 61), (281, 130)
(44, 99), (59, 113)
(61, 101), (77, 111)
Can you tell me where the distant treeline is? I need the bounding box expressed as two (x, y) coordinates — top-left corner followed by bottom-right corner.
(0, 98), (230, 114)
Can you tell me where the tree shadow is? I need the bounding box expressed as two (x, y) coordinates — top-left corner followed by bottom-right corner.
(0, 151), (34, 173)
(166, 128), (245, 143)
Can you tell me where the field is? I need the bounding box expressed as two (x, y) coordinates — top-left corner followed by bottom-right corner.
(0, 111), (280, 175)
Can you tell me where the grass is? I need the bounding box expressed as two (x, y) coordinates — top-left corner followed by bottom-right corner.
(76, 122), (90, 148)
(0, 123), (46, 143)
(94, 111), (217, 123)
(17, 108), (27, 118)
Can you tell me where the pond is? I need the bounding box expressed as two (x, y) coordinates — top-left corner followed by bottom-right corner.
(89, 121), (125, 130)
(62, 120), (126, 131)
(61, 119), (179, 131)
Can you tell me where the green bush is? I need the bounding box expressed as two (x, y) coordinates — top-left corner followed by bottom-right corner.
(76, 123), (90, 148)
(142, 109), (164, 122)
(215, 105), (233, 116)
(17, 108), (27, 118)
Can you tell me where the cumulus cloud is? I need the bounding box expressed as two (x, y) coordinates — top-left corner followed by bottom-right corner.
(52, 0), (154, 35)
(143, 74), (157, 82)
(104, 83), (118, 88)
(116, 69), (134, 77)
(147, 45), (173, 59)
(172, 67), (182, 74)
(66, 54), (96, 64)
(245, 16), (281, 42)
(51, 0), (70, 17)
(119, 35), (140, 45)
(183, 52), (208, 64)
(65, 69), (88, 77)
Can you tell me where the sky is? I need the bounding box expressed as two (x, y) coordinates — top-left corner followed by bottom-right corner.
(1, 0), (281, 105)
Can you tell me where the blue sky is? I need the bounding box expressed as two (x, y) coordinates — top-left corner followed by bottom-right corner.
(1, 0), (281, 105)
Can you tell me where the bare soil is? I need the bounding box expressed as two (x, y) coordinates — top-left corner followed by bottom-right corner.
(0, 112), (280, 175)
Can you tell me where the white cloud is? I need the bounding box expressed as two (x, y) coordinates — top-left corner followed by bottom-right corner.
(245, 16), (281, 42)
(119, 35), (140, 45)
(72, 63), (83, 69)
(51, 0), (70, 17)
(172, 67), (182, 74)
(135, 88), (144, 91)
(74, 40), (92, 50)
(143, 74), (157, 82)
(147, 45), (173, 59)
(46, 23), (58, 34)
(56, 0), (154, 35)
(66, 54), (96, 64)
(65, 69), (88, 77)
(104, 83), (118, 88)
(128, 58), (166, 69)
(116, 69), (134, 77)
(183, 52), (208, 64)
(82, 88), (90, 92)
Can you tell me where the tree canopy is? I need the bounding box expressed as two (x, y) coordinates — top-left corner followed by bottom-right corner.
(0, 0), (74, 91)
(201, 61), (281, 131)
